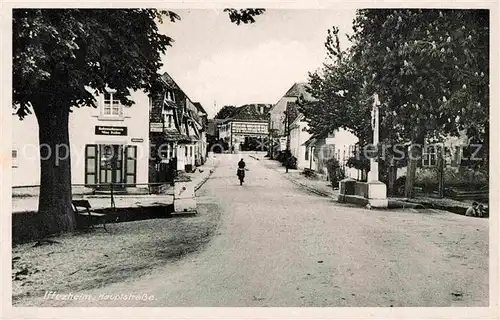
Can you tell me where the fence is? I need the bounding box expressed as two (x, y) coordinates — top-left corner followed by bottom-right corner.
(12, 182), (172, 197)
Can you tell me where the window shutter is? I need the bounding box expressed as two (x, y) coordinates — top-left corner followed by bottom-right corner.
(85, 144), (98, 186)
(124, 145), (137, 186)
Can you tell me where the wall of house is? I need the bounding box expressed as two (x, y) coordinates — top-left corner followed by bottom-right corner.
(231, 120), (269, 149)
(305, 128), (360, 179)
(269, 96), (296, 141)
(289, 117), (312, 169)
(12, 89), (150, 190)
(12, 113), (40, 186)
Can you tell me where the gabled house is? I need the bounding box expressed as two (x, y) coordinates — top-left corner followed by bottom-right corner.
(268, 82), (314, 153)
(149, 72), (207, 180)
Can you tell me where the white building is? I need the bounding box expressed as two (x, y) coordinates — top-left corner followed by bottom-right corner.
(13, 88), (150, 193)
(289, 112), (311, 169)
(218, 104), (271, 151)
(268, 82), (314, 152)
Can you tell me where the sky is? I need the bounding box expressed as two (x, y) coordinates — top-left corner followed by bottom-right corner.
(157, 9), (357, 118)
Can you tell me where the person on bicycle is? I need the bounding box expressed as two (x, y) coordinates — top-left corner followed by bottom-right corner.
(237, 158), (246, 183)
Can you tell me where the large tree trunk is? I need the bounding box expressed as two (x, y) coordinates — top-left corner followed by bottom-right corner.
(437, 145), (445, 198)
(387, 161), (397, 196)
(34, 104), (75, 237)
(404, 132), (425, 199)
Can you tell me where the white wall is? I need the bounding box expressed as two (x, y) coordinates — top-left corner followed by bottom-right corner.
(289, 116), (312, 170)
(12, 113), (40, 186)
(329, 129), (359, 179)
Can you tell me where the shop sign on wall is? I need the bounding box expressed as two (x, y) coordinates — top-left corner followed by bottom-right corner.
(95, 126), (128, 136)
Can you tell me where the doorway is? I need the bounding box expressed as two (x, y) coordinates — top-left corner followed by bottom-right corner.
(98, 144), (124, 190)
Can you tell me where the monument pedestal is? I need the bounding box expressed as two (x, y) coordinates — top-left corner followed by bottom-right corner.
(173, 179), (197, 214)
(367, 180), (388, 208)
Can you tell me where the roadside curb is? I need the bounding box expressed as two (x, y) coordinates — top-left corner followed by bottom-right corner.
(261, 159), (335, 198)
(282, 174), (333, 198)
(194, 163), (219, 192)
(260, 160), (484, 216)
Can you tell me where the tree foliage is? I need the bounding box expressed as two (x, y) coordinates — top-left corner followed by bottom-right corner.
(223, 9), (265, 25)
(300, 29), (372, 144)
(350, 9), (489, 144)
(13, 9), (179, 118)
(214, 105), (238, 119)
(301, 9), (489, 196)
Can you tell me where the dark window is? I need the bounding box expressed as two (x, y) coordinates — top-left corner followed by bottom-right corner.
(124, 145), (137, 186)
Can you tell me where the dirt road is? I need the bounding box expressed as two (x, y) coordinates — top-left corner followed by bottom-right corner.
(29, 153), (489, 307)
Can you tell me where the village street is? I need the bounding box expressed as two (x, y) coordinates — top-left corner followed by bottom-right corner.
(31, 153), (488, 307)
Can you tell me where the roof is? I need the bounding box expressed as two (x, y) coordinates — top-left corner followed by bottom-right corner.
(284, 82), (315, 101)
(159, 72), (181, 91)
(151, 96), (177, 110)
(302, 137), (317, 146)
(193, 102), (207, 115)
(163, 128), (192, 143)
(229, 104), (272, 121)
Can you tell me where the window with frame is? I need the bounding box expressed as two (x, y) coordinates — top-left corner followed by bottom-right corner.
(422, 145), (437, 166)
(163, 110), (173, 128)
(166, 90), (175, 102)
(102, 90), (123, 117)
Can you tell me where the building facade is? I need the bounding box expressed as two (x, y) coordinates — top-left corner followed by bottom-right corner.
(12, 88), (150, 193)
(149, 72), (207, 180)
(289, 112), (312, 170)
(218, 104), (271, 151)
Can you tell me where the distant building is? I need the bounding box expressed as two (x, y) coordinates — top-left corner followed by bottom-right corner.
(218, 104), (272, 151)
(268, 83), (314, 153)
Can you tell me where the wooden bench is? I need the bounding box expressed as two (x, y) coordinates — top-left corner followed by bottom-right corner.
(72, 200), (109, 232)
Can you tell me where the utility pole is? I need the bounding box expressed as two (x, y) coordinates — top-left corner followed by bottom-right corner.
(269, 120), (274, 160)
(285, 105), (290, 173)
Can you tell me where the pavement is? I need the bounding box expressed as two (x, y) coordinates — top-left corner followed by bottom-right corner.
(260, 157), (486, 215)
(260, 158), (338, 198)
(11, 156), (219, 214)
(31, 152), (489, 307)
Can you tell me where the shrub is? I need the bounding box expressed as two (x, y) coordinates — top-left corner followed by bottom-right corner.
(286, 156), (297, 169)
(326, 157), (345, 188)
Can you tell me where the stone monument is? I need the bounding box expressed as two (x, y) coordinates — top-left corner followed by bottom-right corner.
(366, 93), (388, 208)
